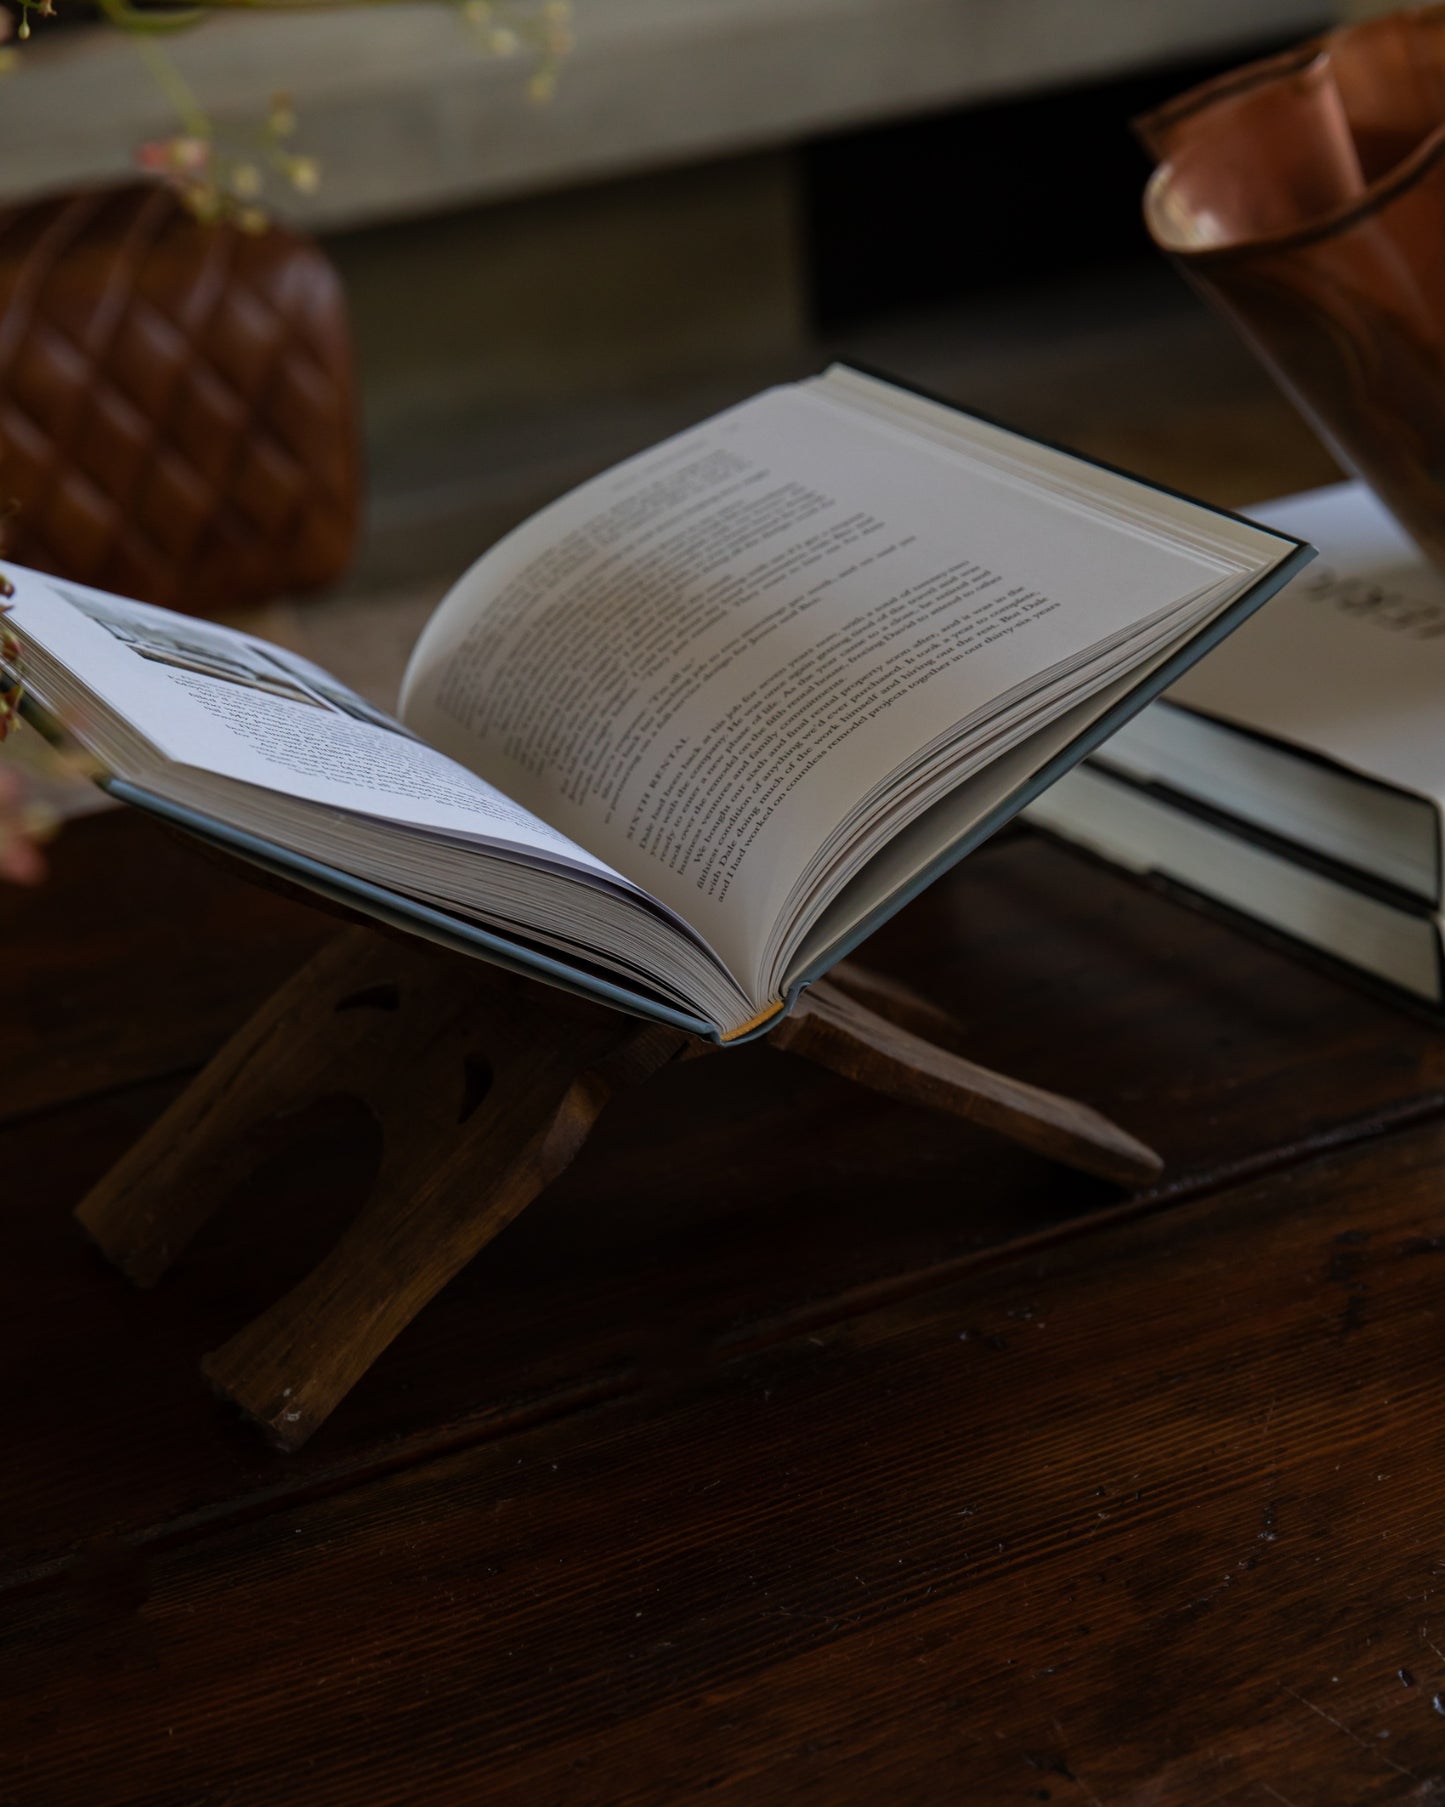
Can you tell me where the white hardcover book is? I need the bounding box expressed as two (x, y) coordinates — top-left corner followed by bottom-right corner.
(1025, 479), (1445, 1007)
(1029, 764), (1444, 1007)
(1077, 481), (1445, 905)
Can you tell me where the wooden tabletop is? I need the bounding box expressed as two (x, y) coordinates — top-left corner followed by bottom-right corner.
(4, 795), (1445, 1804)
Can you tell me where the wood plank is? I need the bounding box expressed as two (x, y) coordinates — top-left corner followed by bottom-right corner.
(5, 1114), (1445, 1804)
(3, 814), (1445, 1585)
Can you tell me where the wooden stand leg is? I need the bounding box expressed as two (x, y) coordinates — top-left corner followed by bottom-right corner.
(788, 973), (1163, 1189)
(77, 929), (1162, 1448)
(77, 931), (430, 1286)
(77, 928), (688, 1448)
(202, 1009), (686, 1448)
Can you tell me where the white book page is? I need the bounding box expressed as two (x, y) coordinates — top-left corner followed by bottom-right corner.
(1171, 481), (1445, 806)
(5, 568), (627, 883)
(401, 382), (1240, 989)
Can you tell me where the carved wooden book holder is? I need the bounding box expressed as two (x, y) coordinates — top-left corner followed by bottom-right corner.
(77, 925), (1162, 1449)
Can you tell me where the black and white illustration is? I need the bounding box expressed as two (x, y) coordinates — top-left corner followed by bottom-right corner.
(57, 581), (412, 737)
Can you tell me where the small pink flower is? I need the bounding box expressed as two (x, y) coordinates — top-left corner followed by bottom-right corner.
(135, 134), (212, 177)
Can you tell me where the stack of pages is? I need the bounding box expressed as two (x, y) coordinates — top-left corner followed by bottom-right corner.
(4, 365), (1306, 1042)
(1029, 482), (1445, 1014)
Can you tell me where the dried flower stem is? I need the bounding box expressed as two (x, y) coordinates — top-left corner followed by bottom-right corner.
(6, 0), (572, 220)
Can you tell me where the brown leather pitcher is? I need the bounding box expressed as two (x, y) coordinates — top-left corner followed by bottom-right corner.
(1138, 7), (1445, 570)
(0, 182), (361, 615)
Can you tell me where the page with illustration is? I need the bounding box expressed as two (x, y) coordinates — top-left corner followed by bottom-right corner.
(5, 570), (631, 887)
(401, 376), (1257, 992)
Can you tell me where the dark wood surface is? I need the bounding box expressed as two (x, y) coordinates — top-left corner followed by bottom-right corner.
(4, 801), (1445, 1804)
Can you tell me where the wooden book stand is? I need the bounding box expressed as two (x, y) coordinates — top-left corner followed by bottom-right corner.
(76, 921), (1162, 1450)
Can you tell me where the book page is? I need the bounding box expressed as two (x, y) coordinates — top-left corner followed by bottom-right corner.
(6, 570), (628, 884)
(401, 383), (1238, 990)
(1170, 481), (1445, 806)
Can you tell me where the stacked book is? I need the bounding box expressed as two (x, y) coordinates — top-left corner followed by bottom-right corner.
(1028, 481), (1445, 1016)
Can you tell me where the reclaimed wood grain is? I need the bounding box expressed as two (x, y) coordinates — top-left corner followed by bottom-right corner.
(5, 1114), (1445, 1805)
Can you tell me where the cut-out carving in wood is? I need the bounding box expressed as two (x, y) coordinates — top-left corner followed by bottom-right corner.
(76, 925), (1162, 1450)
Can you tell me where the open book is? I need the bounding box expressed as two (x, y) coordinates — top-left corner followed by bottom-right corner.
(4, 365), (1308, 1041)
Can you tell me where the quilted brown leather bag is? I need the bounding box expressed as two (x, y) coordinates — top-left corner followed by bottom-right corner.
(0, 182), (360, 615)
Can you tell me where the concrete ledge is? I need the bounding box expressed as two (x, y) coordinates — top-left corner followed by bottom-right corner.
(0, 0), (1334, 230)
